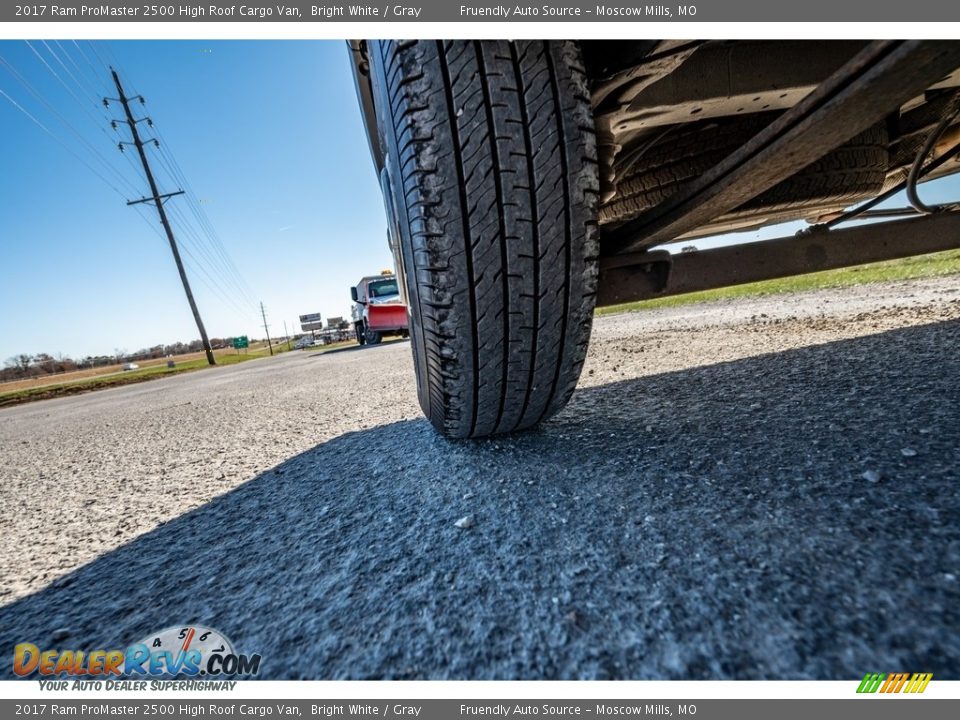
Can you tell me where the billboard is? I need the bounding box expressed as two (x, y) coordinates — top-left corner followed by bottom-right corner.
(300, 312), (323, 332)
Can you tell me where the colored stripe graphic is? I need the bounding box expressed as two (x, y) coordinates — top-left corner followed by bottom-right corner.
(857, 672), (932, 693)
(881, 672), (907, 693)
(904, 673), (933, 693)
(857, 672), (885, 693)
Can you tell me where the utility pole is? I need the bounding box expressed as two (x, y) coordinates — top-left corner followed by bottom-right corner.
(108, 69), (216, 366)
(283, 320), (292, 350)
(260, 301), (274, 356)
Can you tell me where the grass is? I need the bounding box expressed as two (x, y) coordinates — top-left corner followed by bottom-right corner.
(596, 248), (960, 316)
(0, 342), (304, 408)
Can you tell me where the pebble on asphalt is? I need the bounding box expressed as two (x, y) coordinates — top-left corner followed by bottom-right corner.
(454, 516), (474, 530)
(862, 470), (882, 483)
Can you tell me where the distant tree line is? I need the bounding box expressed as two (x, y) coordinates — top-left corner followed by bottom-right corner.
(1, 338), (243, 382)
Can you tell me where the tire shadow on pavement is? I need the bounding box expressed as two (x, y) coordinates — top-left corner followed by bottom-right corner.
(1, 320), (958, 680)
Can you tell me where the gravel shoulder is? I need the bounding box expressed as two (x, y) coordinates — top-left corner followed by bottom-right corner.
(1, 276), (958, 679)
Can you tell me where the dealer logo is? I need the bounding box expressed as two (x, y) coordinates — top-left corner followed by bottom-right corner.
(13, 625), (261, 678)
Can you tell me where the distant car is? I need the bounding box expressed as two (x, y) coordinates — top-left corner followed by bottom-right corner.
(122, 363), (139, 371)
(294, 337), (316, 349)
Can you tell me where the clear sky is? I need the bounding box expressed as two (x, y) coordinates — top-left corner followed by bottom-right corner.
(0, 40), (390, 361)
(2, 40), (958, 362)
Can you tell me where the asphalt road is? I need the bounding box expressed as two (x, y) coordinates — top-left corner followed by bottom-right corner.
(1, 276), (958, 679)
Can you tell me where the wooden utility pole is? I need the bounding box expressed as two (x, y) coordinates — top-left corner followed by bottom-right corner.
(109, 69), (216, 366)
(260, 301), (274, 356)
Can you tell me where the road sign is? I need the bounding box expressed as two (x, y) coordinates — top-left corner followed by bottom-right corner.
(300, 312), (323, 332)
(233, 336), (249, 349)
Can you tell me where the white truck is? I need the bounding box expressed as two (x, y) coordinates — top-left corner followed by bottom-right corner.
(350, 272), (409, 345)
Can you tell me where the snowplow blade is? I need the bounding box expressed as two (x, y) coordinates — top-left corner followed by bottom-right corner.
(366, 303), (408, 332)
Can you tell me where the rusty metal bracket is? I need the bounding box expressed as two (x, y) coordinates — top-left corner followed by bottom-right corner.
(597, 212), (960, 307)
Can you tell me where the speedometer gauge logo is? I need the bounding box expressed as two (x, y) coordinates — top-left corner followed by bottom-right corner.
(135, 625), (235, 674)
(126, 625), (260, 677)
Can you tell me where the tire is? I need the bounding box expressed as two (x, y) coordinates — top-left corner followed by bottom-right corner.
(599, 114), (888, 226)
(369, 40), (599, 438)
(363, 322), (383, 345)
(355, 322), (366, 346)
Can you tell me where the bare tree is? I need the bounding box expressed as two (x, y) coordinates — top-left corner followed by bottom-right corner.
(2, 354), (33, 380)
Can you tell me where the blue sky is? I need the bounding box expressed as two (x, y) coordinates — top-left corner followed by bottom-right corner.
(2, 40), (959, 362)
(0, 40), (389, 361)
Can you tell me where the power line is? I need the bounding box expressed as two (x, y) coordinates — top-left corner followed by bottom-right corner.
(129, 202), (253, 323)
(95, 40), (259, 307)
(0, 82), (256, 326)
(110, 68), (216, 366)
(159, 184), (258, 308)
(2, 40), (259, 334)
(149, 132), (258, 302)
(70, 40), (117, 99)
(163, 203), (258, 315)
(0, 86), (132, 201)
(77, 40), (258, 317)
(0, 51), (143, 199)
(7, 42), (249, 327)
(26, 40), (149, 197)
(50, 40), (103, 101)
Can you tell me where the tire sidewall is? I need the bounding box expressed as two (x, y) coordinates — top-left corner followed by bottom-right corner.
(368, 41), (432, 415)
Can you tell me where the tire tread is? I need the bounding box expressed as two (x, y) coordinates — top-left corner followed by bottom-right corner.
(374, 40), (598, 437)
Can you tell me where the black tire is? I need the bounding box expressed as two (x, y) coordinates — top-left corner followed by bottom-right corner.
(363, 322), (383, 345)
(370, 40), (599, 438)
(355, 322), (366, 346)
(600, 115), (888, 225)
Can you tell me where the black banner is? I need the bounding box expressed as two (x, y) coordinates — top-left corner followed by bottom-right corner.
(4, 1), (960, 22)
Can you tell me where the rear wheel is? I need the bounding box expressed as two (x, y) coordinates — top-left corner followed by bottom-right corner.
(370, 40), (600, 438)
(355, 322), (366, 345)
